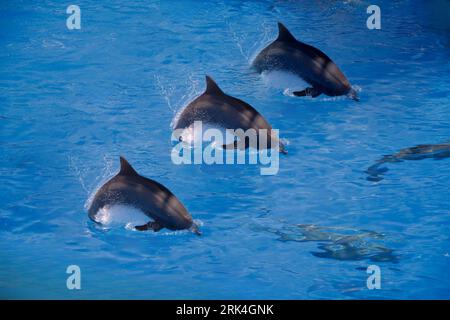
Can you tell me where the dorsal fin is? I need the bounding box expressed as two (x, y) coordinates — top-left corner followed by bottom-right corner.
(277, 22), (296, 42)
(119, 156), (139, 176)
(205, 75), (224, 95)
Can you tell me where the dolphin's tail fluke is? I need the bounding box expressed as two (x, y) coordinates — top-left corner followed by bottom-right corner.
(365, 163), (389, 182)
(190, 223), (202, 236)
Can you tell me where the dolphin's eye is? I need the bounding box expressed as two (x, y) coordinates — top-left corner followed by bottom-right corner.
(178, 136), (183, 142)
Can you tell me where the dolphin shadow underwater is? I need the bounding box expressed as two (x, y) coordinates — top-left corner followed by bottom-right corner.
(252, 22), (358, 101)
(173, 75), (287, 154)
(366, 142), (450, 182)
(88, 156), (201, 235)
(272, 224), (398, 263)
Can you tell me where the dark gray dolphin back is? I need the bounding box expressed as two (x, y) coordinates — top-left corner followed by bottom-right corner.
(174, 76), (273, 133)
(88, 157), (194, 231)
(252, 22), (353, 97)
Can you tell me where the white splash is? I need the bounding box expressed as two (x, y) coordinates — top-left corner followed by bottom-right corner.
(154, 73), (201, 129)
(227, 19), (273, 63)
(83, 156), (116, 210)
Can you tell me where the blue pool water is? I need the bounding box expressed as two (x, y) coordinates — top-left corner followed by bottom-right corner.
(1, 0), (449, 299)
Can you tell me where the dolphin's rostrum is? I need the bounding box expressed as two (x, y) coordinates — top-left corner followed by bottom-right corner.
(88, 156), (200, 235)
(252, 22), (358, 100)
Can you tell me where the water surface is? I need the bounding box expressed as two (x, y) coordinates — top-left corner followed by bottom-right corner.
(0, 0), (449, 299)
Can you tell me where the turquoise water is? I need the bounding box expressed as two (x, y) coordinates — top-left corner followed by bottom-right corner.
(1, 0), (449, 299)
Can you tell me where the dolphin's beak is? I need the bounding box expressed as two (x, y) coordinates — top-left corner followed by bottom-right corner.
(190, 223), (202, 236)
(348, 88), (360, 102)
(279, 143), (288, 155)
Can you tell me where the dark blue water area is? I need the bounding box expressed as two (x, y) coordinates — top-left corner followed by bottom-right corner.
(0, 0), (449, 299)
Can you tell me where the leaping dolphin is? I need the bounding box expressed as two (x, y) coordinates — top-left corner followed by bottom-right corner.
(173, 75), (286, 154)
(366, 142), (450, 181)
(252, 22), (358, 100)
(88, 156), (200, 234)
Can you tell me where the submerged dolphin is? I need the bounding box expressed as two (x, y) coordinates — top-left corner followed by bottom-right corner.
(88, 156), (200, 234)
(366, 142), (450, 181)
(252, 22), (358, 100)
(174, 75), (286, 153)
(274, 224), (397, 262)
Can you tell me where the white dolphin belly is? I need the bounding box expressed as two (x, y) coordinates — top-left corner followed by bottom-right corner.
(261, 70), (309, 95)
(93, 204), (149, 228)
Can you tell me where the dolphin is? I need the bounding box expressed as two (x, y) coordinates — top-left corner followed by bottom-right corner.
(88, 156), (200, 234)
(274, 224), (397, 262)
(252, 22), (358, 100)
(366, 142), (450, 181)
(173, 75), (286, 153)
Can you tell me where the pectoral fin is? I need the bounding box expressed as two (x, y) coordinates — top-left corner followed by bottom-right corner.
(135, 221), (163, 232)
(222, 139), (248, 151)
(293, 87), (321, 98)
(222, 140), (238, 150)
